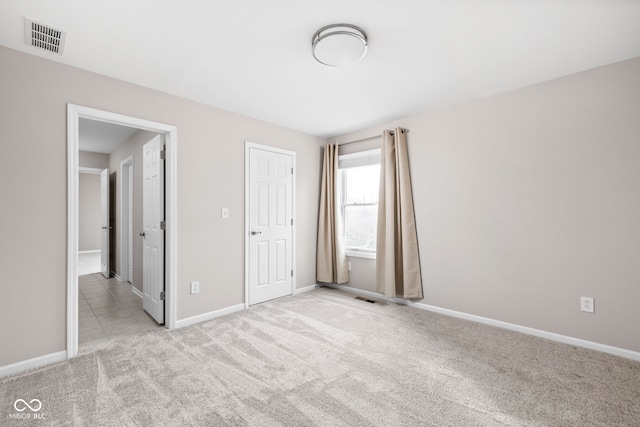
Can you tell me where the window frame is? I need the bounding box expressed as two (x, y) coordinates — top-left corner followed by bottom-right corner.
(338, 149), (381, 259)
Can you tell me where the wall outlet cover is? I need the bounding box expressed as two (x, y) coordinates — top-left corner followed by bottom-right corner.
(580, 296), (594, 313)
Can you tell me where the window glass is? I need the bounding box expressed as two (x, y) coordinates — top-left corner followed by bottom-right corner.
(341, 160), (380, 255)
(344, 204), (378, 250)
(344, 164), (379, 204)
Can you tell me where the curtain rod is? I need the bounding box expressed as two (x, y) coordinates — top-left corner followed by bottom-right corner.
(336, 128), (407, 146)
(337, 135), (380, 146)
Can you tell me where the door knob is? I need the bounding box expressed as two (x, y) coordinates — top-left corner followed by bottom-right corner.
(102, 226), (113, 230)
(139, 232), (146, 239)
(250, 231), (262, 235)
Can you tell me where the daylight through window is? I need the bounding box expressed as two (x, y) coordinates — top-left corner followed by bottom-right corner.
(339, 149), (380, 258)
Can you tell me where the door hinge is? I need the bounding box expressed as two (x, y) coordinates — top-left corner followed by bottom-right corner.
(290, 218), (293, 226)
(160, 150), (166, 160)
(160, 221), (166, 230)
(291, 270), (293, 277)
(160, 291), (165, 300)
(291, 167), (293, 174)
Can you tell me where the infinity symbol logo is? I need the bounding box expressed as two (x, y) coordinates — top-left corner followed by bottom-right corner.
(14, 399), (42, 412)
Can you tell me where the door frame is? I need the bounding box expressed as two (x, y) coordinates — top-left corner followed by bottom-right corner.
(120, 156), (134, 283)
(99, 168), (111, 278)
(67, 104), (178, 358)
(244, 141), (296, 308)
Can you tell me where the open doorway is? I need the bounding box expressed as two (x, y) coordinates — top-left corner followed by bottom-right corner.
(67, 104), (177, 358)
(78, 167), (103, 275)
(77, 123), (161, 350)
(77, 158), (120, 279)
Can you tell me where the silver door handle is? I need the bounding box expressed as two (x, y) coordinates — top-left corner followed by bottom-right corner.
(250, 231), (262, 235)
(139, 232), (146, 239)
(102, 226), (113, 230)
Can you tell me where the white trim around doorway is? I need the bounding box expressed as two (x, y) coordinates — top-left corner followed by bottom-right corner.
(120, 156), (134, 284)
(67, 104), (178, 359)
(79, 167), (103, 174)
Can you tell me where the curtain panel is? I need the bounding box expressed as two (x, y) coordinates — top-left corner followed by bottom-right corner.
(317, 144), (349, 284)
(376, 128), (423, 299)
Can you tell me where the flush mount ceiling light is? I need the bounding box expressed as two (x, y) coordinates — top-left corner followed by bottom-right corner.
(312, 24), (368, 67)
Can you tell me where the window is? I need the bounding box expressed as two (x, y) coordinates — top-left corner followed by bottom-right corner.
(339, 149), (381, 259)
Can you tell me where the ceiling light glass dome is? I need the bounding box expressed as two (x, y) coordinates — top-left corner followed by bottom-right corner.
(312, 24), (368, 67)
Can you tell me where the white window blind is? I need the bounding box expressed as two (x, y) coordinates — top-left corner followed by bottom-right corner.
(338, 149), (381, 169)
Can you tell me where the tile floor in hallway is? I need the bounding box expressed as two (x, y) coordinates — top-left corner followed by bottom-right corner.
(79, 273), (163, 351)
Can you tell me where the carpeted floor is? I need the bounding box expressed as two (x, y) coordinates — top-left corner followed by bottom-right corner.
(2, 288), (639, 426)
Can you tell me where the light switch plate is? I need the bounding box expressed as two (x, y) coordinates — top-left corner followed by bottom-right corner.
(191, 281), (200, 295)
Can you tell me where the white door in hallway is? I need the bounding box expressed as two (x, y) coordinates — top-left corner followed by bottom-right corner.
(248, 146), (294, 305)
(142, 135), (165, 324)
(100, 168), (110, 278)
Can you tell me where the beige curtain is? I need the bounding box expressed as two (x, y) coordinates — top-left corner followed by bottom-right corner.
(376, 128), (423, 299)
(317, 144), (349, 284)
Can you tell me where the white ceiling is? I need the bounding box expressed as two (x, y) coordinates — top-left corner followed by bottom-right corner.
(2, 1), (640, 138)
(79, 118), (139, 154)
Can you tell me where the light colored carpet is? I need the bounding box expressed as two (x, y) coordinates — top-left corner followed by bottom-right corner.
(2, 288), (639, 426)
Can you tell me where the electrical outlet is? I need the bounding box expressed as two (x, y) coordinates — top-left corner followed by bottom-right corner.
(190, 281), (200, 295)
(347, 262), (352, 271)
(580, 296), (594, 313)
(221, 208), (229, 219)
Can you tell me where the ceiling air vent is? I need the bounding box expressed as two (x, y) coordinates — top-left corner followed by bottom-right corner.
(24, 17), (67, 55)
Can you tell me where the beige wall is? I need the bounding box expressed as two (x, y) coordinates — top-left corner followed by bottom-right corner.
(79, 151), (109, 169)
(0, 46), (324, 367)
(78, 173), (101, 251)
(109, 130), (159, 291)
(329, 57), (640, 353)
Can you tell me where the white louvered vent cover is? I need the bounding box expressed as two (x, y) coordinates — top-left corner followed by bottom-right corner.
(24, 17), (67, 55)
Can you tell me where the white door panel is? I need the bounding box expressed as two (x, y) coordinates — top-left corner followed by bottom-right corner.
(100, 168), (110, 278)
(143, 135), (165, 324)
(249, 147), (293, 305)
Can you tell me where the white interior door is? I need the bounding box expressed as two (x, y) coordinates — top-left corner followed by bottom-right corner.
(142, 135), (165, 324)
(100, 168), (110, 278)
(248, 147), (293, 305)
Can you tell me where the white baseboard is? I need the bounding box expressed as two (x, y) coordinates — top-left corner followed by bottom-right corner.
(78, 250), (100, 254)
(0, 350), (67, 378)
(112, 273), (122, 282)
(322, 283), (640, 362)
(131, 286), (143, 299)
(294, 284), (318, 295)
(175, 303), (245, 329)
